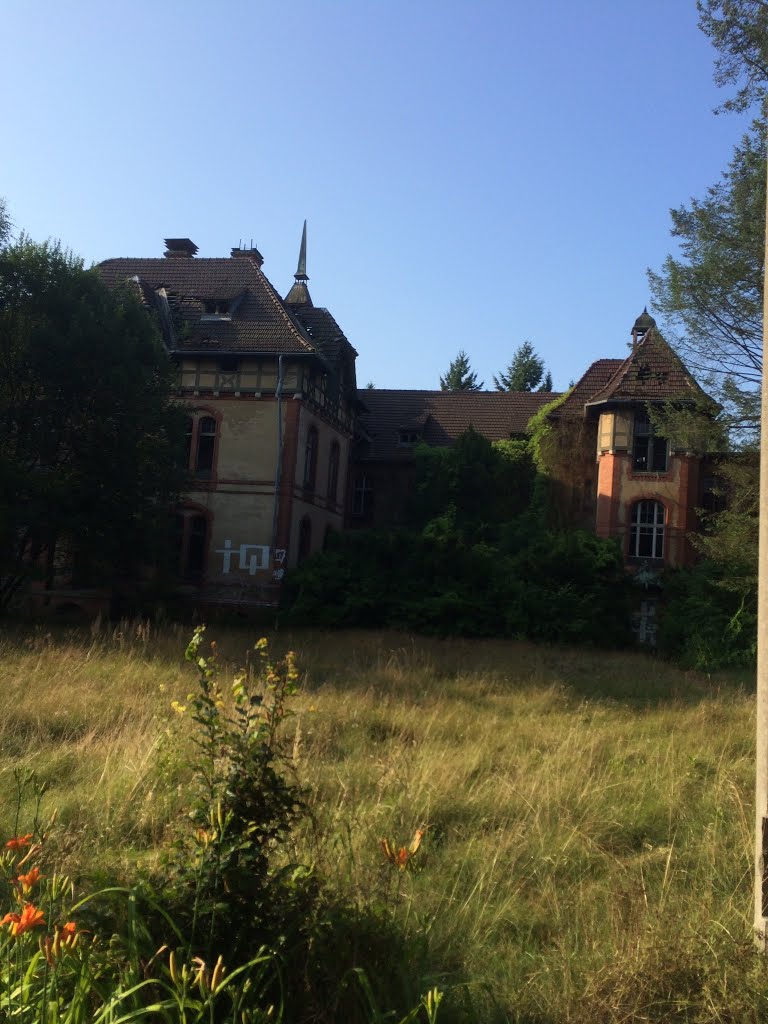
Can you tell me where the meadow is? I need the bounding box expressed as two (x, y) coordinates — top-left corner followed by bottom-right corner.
(0, 620), (765, 1023)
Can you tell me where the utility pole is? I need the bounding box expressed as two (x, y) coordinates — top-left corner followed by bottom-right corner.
(755, 120), (768, 950)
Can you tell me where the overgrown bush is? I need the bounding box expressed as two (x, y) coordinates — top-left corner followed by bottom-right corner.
(658, 562), (757, 669)
(286, 523), (631, 646)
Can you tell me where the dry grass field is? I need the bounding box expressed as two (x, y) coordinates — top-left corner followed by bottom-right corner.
(0, 620), (764, 1022)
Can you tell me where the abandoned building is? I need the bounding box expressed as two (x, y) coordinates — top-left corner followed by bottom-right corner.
(93, 231), (711, 612)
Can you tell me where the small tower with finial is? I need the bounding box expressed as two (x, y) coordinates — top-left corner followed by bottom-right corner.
(284, 221), (313, 307)
(630, 308), (656, 351)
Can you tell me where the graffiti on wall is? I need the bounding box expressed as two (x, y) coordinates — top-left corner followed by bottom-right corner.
(215, 541), (289, 581)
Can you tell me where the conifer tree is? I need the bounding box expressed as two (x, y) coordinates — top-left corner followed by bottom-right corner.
(494, 342), (551, 392)
(439, 350), (484, 391)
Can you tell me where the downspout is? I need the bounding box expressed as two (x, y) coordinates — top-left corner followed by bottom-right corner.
(270, 355), (285, 572)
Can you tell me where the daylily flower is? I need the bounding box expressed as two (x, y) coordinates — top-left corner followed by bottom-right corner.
(1, 903), (45, 936)
(16, 866), (42, 894)
(379, 828), (426, 871)
(5, 834), (33, 852)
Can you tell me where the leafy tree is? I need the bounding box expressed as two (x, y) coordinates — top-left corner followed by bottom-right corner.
(0, 235), (186, 607)
(648, 126), (765, 436)
(439, 349), (484, 391)
(0, 198), (10, 247)
(697, 0), (768, 112)
(408, 428), (534, 530)
(494, 341), (551, 392)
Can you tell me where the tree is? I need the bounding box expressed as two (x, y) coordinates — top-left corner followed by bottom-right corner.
(494, 341), (551, 392)
(697, 0), (768, 112)
(0, 198), (10, 248)
(649, 125), (765, 437)
(439, 349), (484, 391)
(0, 235), (186, 607)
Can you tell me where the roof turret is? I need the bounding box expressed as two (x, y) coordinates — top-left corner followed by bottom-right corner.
(284, 220), (313, 306)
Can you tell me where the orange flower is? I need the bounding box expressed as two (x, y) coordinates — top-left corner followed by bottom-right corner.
(379, 828), (426, 871)
(2, 904), (45, 937)
(5, 834), (33, 852)
(16, 866), (42, 894)
(50, 921), (78, 957)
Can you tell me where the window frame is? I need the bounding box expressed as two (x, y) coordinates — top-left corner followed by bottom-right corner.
(632, 411), (668, 473)
(327, 440), (340, 503)
(303, 426), (319, 492)
(183, 408), (220, 482)
(352, 473), (374, 519)
(628, 499), (665, 561)
(175, 506), (210, 581)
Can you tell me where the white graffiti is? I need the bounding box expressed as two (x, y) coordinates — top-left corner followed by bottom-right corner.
(215, 539), (271, 575)
(274, 548), (287, 565)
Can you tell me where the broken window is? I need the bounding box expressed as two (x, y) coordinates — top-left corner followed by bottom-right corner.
(632, 412), (668, 472)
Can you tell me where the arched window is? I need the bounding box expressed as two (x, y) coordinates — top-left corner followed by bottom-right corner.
(327, 441), (340, 502)
(303, 426), (318, 491)
(175, 509), (209, 580)
(298, 516), (312, 563)
(183, 411), (218, 479)
(629, 500), (665, 560)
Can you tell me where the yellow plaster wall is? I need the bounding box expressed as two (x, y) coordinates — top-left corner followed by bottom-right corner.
(185, 488), (276, 583)
(217, 400), (281, 480)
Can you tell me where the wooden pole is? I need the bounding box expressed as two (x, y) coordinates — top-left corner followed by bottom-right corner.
(755, 120), (768, 950)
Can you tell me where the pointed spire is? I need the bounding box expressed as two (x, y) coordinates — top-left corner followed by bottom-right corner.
(295, 219), (308, 281)
(284, 220), (313, 306)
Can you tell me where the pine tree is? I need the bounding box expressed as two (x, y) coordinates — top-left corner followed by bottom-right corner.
(439, 350), (484, 391)
(494, 342), (550, 392)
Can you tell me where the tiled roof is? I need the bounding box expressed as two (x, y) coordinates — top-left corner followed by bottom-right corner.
(98, 257), (316, 356)
(550, 359), (625, 419)
(356, 389), (560, 461)
(288, 305), (359, 361)
(584, 329), (710, 405)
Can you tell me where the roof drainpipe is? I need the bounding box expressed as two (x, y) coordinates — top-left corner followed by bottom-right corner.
(270, 355), (285, 584)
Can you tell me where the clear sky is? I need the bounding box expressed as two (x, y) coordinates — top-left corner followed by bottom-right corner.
(1, 0), (752, 391)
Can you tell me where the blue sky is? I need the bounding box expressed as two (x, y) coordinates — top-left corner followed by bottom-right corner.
(1, 0), (752, 390)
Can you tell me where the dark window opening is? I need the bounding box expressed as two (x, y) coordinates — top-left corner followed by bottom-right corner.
(327, 441), (340, 502)
(353, 474), (374, 518)
(176, 511), (208, 581)
(398, 430), (420, 446)
(633, 412), (668, 473)
(298, 517), (312, 563)
(195, 417), (216, 478)
(304, 427), (318, 491)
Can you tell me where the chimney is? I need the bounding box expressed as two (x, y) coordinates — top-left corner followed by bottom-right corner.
(164, 238), (198, 259)
(230, 238), (264, 268)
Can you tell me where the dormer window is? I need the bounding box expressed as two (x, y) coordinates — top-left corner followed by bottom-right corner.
(398, 431), (421, 446)
(201, 299), (232, 321)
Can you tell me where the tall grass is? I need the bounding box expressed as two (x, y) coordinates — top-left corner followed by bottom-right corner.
(0, 621), (763, 1022)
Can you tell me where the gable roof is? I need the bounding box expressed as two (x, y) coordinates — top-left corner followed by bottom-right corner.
(585, 328), (710, 407)
(356, 389), (560, 461)
(98, 255), (317, 357)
